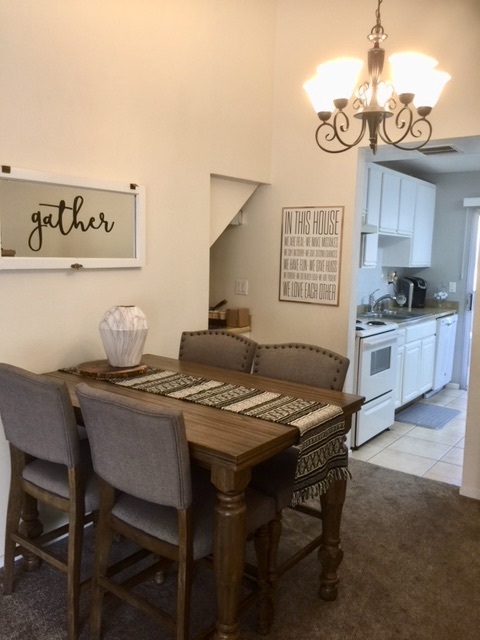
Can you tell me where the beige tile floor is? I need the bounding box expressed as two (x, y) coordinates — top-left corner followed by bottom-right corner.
(351, 387), (467, 486)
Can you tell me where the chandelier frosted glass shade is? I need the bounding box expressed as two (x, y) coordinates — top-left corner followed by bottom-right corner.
(388, 52), (450, 108)
(412, 69), (451, 109)
(387, 53), (438, 96)
(303, 58), (364, 113)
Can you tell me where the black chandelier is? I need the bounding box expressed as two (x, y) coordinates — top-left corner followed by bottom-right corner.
(303, 0), (450, 154)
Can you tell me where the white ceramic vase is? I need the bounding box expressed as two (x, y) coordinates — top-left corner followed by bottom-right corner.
(99, 305), (148, 367)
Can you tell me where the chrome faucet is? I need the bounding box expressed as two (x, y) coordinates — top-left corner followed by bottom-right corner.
(369, 289), (396, 312)
(368, 289), (379, 312)
(373, 294), (396, 310)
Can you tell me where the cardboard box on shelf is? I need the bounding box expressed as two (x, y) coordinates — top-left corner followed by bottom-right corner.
(226, 308), (250, 328)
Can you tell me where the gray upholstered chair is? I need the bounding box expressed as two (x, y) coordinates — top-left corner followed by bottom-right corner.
(252, 343), (350, 390)
(75, 382), (277, 640)
(249, 343), (349, 588)
(0, 363), (98, 640)
(178, 329), (257, 372)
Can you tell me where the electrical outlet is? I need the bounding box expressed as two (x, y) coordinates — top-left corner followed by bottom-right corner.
(449, 281), (456, 293)
(235, 279), (248, 295)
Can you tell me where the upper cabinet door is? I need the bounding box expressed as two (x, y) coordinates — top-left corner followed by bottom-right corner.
(360, 232), (379, 268)
(378, 171), (401, 235)
(397, 178), (416, 236)
(365, 164), (382, 227)
(377, 169), (415, 237)
(410, 182), (436, 267)
(360, 163), (381, 268)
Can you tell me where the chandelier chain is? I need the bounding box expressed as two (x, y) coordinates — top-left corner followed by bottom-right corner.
(371, 0), (385, 39)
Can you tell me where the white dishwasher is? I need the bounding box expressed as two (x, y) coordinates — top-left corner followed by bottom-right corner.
(431, 314), (458, 393)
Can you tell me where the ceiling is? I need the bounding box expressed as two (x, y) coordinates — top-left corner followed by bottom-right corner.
(364, 135), (480, 179)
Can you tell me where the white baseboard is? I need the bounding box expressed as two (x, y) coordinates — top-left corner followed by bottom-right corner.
(460, 484), (480, 500)
(446, 382), (460, 389)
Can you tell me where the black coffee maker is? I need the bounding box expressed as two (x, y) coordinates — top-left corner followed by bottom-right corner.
(402, 277), (427, 308)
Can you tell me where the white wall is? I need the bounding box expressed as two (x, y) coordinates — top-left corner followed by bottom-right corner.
(0, 0), (276, 563)
(210, 0), (480, 496)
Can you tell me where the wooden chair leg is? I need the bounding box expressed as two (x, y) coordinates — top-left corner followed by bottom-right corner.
(3, 480), (23, 594)
(89, 517), (114, 640)
(254, 523), (274, 635)
(176, 558), (193, 640)
(18, 492), (44, 572)
(176, 511), (192, 640)
(66, 470), (85, 640)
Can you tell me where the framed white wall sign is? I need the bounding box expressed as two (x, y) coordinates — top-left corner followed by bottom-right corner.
(0, 166), (146, 270)
(279, 206), (344, 306)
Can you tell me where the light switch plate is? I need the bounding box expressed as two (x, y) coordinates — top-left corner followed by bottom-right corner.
(235, 279), (248, 295)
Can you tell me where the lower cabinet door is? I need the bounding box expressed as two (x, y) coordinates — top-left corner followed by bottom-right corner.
(419, 335), (436, 393)
(402, 339), (421, 404)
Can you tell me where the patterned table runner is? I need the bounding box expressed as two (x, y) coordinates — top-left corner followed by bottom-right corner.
(65, 366), (349, 504)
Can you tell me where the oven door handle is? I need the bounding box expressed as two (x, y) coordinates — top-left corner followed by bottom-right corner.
(362, 335), (397, 351)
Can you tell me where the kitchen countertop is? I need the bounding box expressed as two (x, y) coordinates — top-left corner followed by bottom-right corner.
(357, 304), (458, 326)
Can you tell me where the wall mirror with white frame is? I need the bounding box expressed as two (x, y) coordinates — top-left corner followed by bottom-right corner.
(0, 166), (145, 270)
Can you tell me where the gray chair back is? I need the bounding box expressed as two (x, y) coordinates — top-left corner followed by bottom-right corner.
(75, 383), (192, 509)
(178, 329), (257, 372)
(252, 343), (349, 390)
(0, 363), (80, 467)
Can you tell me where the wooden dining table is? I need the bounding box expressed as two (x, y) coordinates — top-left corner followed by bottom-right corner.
(43, 354), (364, 640)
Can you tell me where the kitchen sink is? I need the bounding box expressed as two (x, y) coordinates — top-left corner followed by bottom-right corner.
(359, 310), (421, 321)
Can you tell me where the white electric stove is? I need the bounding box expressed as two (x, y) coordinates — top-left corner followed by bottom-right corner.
(353, 318), (399, 447)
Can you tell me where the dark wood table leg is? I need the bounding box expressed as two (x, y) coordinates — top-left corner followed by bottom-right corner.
(317, 476), (347, 601)
(253, 522), (274, 635)
(18, 493), (43, 571)
(211, 468), (251, 640)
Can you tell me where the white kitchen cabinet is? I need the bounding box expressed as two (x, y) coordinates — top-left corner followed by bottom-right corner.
(360, 164), (434, 269)
(359, 163), (382, 268)
(410, 182), (436, 267)
(377, 170), (415, 237)
(380, 177), (436, 268)
(398, 178), (416, 236)
(379, 171), (401, 234)
(419, 334), (436, 393)
(360, 233), (378, 268)
(399, 319), (436, 406)
(402, 340), (423, 404)
(363, 164), (382, 228)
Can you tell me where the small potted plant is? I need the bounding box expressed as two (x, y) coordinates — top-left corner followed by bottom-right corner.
(433, 284), (448, 307)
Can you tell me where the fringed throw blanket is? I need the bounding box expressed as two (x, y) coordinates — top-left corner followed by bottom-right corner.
(64, 366), (350, 504)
